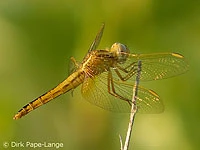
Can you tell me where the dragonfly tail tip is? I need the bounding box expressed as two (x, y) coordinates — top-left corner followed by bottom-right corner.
(13, 113), (20, 120)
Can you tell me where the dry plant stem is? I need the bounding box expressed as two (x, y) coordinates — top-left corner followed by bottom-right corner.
(120, 60), (142, 150)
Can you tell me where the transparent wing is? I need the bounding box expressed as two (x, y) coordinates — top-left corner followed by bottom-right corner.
(135, 87), (164, 113)
(81, 71), (164, 113)
(88, 23), (105, 52)
(115, 52), (189, 81)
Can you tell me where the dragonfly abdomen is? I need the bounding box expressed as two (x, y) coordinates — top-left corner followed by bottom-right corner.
(13, 70), (85, 120)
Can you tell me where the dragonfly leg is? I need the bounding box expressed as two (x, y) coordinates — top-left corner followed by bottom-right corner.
(70, 57), (79, 68)
(117, 62), (138, 72)
(117, 62), (137, 72)
(113, 62), (139, 81)
(107, 71), (132, 106)
(114, 67), (138, 81)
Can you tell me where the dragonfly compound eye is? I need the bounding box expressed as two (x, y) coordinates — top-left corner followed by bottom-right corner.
(110, 43), (130, 63)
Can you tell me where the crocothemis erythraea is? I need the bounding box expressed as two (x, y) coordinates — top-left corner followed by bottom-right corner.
(13, 24), (188, 120)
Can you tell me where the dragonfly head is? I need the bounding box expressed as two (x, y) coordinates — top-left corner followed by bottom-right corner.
(110, 43), (130, 63)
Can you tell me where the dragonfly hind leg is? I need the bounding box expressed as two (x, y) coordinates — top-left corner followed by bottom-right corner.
(70, 57), (79, 68)
(107, 71), (132, 106)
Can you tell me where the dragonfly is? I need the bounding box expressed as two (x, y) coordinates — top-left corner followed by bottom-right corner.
(13, 23), (188, 120)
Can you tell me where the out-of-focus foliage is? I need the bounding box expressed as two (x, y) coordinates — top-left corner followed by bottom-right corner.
(0, 0), (199, 150)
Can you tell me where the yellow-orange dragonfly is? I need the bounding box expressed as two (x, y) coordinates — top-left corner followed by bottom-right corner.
(13, 24), (188, 120)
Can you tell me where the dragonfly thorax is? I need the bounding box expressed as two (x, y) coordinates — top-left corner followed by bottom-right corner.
(110, 43), (130, 64)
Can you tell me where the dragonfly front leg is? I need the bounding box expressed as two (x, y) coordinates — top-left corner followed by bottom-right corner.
(114, 63), (138, 81)
(120, 61), (138, 71)
(107, 71), (132, 105)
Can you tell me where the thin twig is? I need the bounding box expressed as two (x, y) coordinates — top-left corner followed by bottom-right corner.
(119, 134), (123, 150)
(120, 60), (142, 150)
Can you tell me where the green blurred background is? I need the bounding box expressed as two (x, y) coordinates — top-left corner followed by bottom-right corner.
(0, 0), (199, 150)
